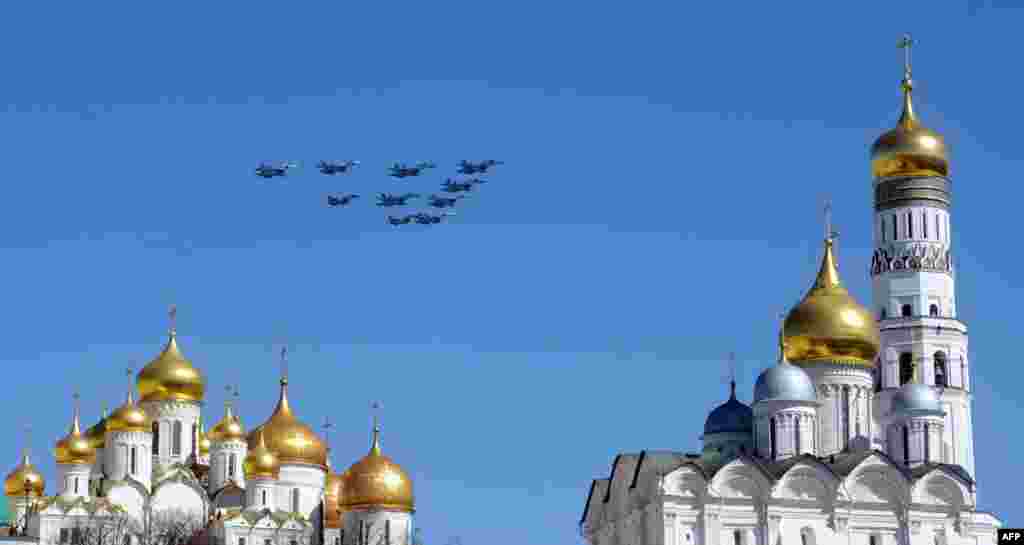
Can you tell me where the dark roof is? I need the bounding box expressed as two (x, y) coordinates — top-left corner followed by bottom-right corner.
(703, 384), (754, 436)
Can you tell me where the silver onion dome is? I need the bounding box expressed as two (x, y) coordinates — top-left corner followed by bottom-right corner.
(753, 360), (817, 403)
(891, 383), (944, 415)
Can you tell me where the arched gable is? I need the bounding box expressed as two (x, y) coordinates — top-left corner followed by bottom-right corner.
(911, 467), (971, 509)
(152, 478), (207, 518)
(773, 458), (839, 502)
(710, 457), (772, 500)
(841, 453), (910, 505)
(664, 463), (708, 499)
(105, 479), (149, 522)
(212, 483), (245, 510)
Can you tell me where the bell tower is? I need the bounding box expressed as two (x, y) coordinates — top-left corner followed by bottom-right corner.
(869, 35), (975, 479)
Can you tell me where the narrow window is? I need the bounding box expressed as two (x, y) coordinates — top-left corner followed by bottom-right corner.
(870, 536), (879, 545)
(934, 352), (948, 387)
(239, 538), (246, 545)
(881, 217), (886, 242)
(336, 539), (341, 545)
(923, 210), (929, 239)
(292, 487), (300, 512)
(130, 447), (137, 475)
(892, 214), (898, 241)
(265, 541), (272, 545)
(841, 388), (850, 450)
(936, 214), (941, 242)
(74, 477), (79, 494)
(60, 529), (70, 543)
(172, 421), (182, 456)
(152, 422), (160, 455)
(734, 530), (743, 545)
(801, 534), (809, 545)
(72, 528), (82, 545)
(880, 307), (887, 320)
(901, 304), (912, 318)
(907, 211), (913, 238)
(929, 304), (939, 317)
(903, 425), (910, 464)
(924, 423), (930, 462)
(900, 353), (914, 385)
(229, 454), (236, 478)
(794, 416), (802, 454)
(290, 541), (298, 545)
(123, 535), (130, 545)
(262, 489), (267, 505)
(769, 418), (777, 459)
(192, 422), (198, 456)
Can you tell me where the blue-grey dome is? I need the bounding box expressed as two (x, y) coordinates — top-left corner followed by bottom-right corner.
(704, 383), (753, 435)
(753, 361), (817, 403)
(892, 383), (943, 414)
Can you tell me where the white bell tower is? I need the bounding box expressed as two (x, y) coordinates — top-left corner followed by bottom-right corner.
(869, 35), (975, 480)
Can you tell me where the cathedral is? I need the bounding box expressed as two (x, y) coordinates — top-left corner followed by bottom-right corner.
(579, 43), (1003, 545)
(2, 324), (416, 545)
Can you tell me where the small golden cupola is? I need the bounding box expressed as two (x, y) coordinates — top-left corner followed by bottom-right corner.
(208, 391), (246, 443)
(782, 234), (880, 366)
(340, 414), (414, 513)
(243, 431), (280, 479)
(137, 307), (206, 403)
(247, 349), (327, 468)
(4, 444), (45, 498)
(107, 390), (151, 433)
(870, 34), (949, 179)
(197, 418), (212, 457)
(54, 392), (96, 465)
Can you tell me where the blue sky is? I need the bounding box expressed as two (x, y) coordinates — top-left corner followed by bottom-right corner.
(2, 1), (1022, 543)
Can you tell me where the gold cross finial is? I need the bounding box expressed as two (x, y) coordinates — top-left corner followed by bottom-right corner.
(727, 352), (738, 399)
(898, 34), (914, 77)
(823, 199), (839, 241)
(22, 423), (31, 461)
(280, 346), (288, 383)
(322, 416), (333, 452)
(371, 401), (381, 431)
(169, 305), (177, 334)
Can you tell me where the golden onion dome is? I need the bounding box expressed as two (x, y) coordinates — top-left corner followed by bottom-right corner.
(4, 452), (45, 497)
(83, 406), (109, 450)
(870, 59), (948, 179)
(247, 377), (327, 468)
(782, 237), (880, 366)
(243, 431), (280, 479)
(324, 468), (344, 528)
(106, 392), (151, 433)
(198, 421), (212, 456)
(54, 405), (96, 466)
(209, 403), (246, 443)
(339, 426), (414, 513)
(137, 331), (206, 403)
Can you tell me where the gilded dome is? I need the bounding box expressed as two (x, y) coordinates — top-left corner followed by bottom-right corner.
(247, 378), (327, 468)
(209, 404), (246, 443)
(198, 422), (212, 456)
(243, 431), (280, 479)
(83, 407), (109, 450)
(106, 392), (151, 433)
(783, 238), (880, 366)
(870, 72), (948, 179)
(339, 427), (414, 513)
(4, 452), (45, 497)
(137, 331), (206, 403)
(324, 468), (344, 528)
(54, 407), (96, 465)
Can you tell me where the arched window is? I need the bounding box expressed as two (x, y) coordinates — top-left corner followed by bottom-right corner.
(733, 530), (743, 545)
(934, 352), (948, 387)
(900, 353), (914, 385)
(924, 423), (930, 462)
(870, 535), (879, 545)
(901, 304), (912, 318)
(880, 307), (887, 320)
(881, 217), (886, 242)
(892, 214), (898, 240)
(841, 387), (851, 450)
(929, 304), (939, 317)
(936, 214), (942, 242)
(130, 447), (137, 475)
(152, 422), (160, 455)
(769, 418), (777, 460)
(907, 211), (913, 238)
(74, 477), (79, 494)
(923, 211), (929, 239)
(903, 425), (910, 464)
(261, 489), (267, 506)
(228, 454), (236, 478)
(123, 535), (130, 545)
(192, 423), (198, 456)
(172, 421), (182, 456)
(292, 488), (300, 513)
(800, 528), (816, 545)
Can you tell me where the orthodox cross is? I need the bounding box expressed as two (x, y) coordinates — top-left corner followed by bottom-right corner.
(280, 346), (289, 382)
(824, 199), (839, 241)
(169, 304), (177, 333)
(22, 423), (31, 458)
(224, 384), (233, 411)
(72, 389), (81, 421)
(322, 416), (334, 452)
(125, 366), (134, 400)
(726, 352), (738, 397)
(898, 34), (914, 75)
(371, 401), (381, 431)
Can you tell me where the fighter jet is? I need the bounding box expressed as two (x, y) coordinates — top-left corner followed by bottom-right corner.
(317, 160), (360, 175)
(327, 194), (360, 207)
(440, 179), (475, 193)
(388, 161), (437, 178)
(387, 215), (414, 226)
(411, 212), (455, 225)
(376, 193), (421, 206)
(456, 160), (504, 175)
(255, 161), (298, 178)
(426, 194), (466, 208)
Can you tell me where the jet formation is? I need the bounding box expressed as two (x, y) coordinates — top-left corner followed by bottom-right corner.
(254, 159), (504, 228)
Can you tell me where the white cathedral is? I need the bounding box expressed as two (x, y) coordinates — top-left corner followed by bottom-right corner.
(3, 329), (417, 545)
(579, 47), (1004, 545)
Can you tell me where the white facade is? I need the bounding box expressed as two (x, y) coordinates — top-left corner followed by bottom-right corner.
(56, 464), (90, 499)
(210, 439), (248, 495)
(104, 431), (153, 492)
(142, 400), (202, 469)
(342, 509), (413, 545)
